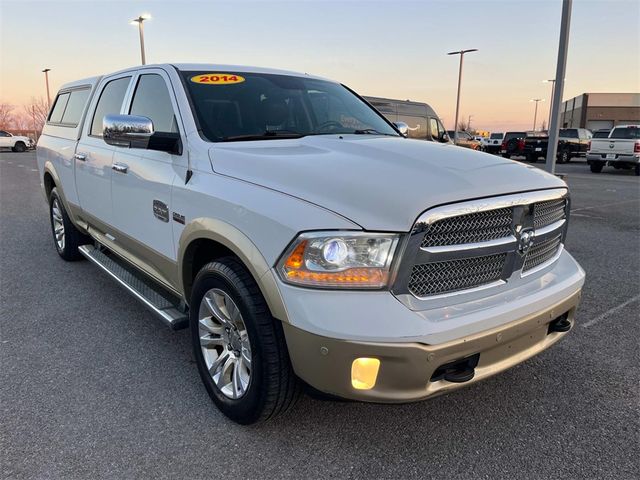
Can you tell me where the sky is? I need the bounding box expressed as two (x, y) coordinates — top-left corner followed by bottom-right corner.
(1, 0), (638, 131)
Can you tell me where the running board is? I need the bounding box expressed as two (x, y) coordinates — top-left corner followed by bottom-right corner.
(79, 245), (189, 330)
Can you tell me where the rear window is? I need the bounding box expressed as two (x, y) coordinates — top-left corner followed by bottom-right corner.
(592, 130), (610, 139)
(48, 92), (70, 123)
(559, 129), (578, 138)
(504, 132), (526, 141)
(609, 127), (639, 139)
(490, 133), (503, 139)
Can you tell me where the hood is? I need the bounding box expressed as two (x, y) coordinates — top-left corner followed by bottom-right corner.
(208, 136), (566, 231)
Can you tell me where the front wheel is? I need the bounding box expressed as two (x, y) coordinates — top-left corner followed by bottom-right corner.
(190, 257), (300, 424)
(12, 142), (26, 152)
(589, 162), (604, 173)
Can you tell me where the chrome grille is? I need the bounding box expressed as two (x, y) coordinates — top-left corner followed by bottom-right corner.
(523, 234), (562, 272)
(421, 208), (513, 247)
(534, 199), (566, 229)
(408, 253), (507, 297)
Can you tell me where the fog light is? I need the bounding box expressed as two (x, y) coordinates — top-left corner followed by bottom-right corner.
(351, 357), (380, 390)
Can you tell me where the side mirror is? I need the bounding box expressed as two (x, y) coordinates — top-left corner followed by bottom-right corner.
(393, 122), (409, 137)
(103, 114), (181, 155)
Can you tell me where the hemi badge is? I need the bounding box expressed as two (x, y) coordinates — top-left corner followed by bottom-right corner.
(172, 212), (185, 225)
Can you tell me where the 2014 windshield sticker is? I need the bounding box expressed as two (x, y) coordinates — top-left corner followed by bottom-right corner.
(190, 74), (245, 84)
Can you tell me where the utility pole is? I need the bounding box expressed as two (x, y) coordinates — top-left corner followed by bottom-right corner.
(545, 0), (572, 174)
(530, 99), (544, 130)
(131, 14), (151, 65)
(467, 114), (473, 132)
(447, 49), (478, 145)
(42, 68), (51, 109)
(543, 79), (556, 131)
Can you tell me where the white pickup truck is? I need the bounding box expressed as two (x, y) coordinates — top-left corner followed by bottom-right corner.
(0, 130), (34, 152)
(37, 63), (585, 424)
(587, 125), (640, 175)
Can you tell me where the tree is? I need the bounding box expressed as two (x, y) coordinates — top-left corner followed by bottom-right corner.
(457, 118), (469, 132)
(540, 120), (547, 131)
(0, 103), (14, 130)
(22, 97), (49, 135)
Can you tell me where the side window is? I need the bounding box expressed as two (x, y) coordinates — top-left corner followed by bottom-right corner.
(0, 131), (11, 137)
(90, 77), (131, 136)
(49, 92), (70, 123)
(129, 74), (178, 133)
(60, 89), (91, 126)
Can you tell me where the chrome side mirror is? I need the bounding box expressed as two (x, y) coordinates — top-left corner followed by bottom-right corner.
(103, 114), (154, 148)
(393, 121), (409, 137)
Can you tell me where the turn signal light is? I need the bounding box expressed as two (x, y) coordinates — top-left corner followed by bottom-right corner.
(351, 358), (380, 390)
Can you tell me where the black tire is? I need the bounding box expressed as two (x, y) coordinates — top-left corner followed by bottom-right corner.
(190, 257), (300, 424)
(525, 154), (536, 163)
(635, 165), (640, 176)
(557, 150), (569, 164)
(589, 162), (604, 173)
(49, 187), (91, 260)
(12, 141), (26, 152)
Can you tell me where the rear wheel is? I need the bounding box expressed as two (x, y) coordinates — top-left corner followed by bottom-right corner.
(589, 162), (604, 173)
(635, 165), (640, 176)
(12, 141), (26, 152)
(557, 150), (569, 164)
(190, 257), (300, 424)
(49, 188), (91, 260)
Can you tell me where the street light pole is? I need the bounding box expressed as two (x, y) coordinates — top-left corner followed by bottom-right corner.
(131, 14), (151, 65)
(468, 114), (473, 132)
(530, 99), (544, 130)
(545, 0), (573, 174)
(42, 68), (51, 109)
(543, 79), (556, 130)
(447, 49), (478, 145)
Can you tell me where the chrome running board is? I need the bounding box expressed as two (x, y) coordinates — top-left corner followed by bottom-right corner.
(79, 245), (188, 330)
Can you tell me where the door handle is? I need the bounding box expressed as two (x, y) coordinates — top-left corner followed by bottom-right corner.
(74, 153), (87, 162)
(112, 163), (128, 174)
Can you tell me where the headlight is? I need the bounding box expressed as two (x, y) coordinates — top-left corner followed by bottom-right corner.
(277, 231), (400, 289)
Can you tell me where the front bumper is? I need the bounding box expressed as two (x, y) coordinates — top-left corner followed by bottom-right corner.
(284, 289), (581, 402)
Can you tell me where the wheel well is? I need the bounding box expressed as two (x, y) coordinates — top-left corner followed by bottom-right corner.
(182, 238), (237, 303)
(43, 172), (55, 199)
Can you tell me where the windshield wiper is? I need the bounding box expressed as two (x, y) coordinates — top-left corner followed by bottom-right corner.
(352, 129), (397, 136)
(221, 130), (305, 142)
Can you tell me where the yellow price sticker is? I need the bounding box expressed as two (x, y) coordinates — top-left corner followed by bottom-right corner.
(190, 73), (245, 85)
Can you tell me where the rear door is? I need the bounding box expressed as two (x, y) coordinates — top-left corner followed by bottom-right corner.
(110, 69), (186, 288)
(75, 73), (133, 229)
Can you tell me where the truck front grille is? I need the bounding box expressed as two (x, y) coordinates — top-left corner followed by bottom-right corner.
(420, 208), (513, 247)
(523, 234), (562, 272)
(394, 190), (569, 299)
(408, 253), (507, 297)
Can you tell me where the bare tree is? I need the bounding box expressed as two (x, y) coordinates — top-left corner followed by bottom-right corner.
(0, 103), (15, 130)
(540, 120), (547, 131)
(22, 97), (49, 136)
(457, 118), (469, 132)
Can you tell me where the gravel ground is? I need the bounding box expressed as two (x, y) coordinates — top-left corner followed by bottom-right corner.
(1, 151), (638, 479)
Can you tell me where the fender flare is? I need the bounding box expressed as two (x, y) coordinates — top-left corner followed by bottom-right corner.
(178, 217), (290, 323)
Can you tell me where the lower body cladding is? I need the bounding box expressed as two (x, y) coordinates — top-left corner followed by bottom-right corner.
(278, 251), (585, 402)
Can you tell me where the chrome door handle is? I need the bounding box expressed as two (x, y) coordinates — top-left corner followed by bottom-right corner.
(112, 163), (128, 174)
(74, 153), (86, 161)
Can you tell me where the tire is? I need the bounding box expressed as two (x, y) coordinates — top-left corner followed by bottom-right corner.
(557, 150), (569, 164)
(12, 141), (26, 152)
(502, 154), (511, 159)
(49, 187), (91, 260)
(635, 165), (640, 176)
(190, 257), (300, 424)
(525, 154), (536, 163)
(589, 162), (604, 173)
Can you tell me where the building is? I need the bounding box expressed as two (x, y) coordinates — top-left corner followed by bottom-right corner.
(560, 93), (640, 130)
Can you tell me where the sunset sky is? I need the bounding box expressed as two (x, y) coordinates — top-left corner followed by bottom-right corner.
(1, 0), (638, 131)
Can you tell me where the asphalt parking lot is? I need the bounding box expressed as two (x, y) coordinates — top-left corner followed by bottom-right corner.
(1, 151), (638, 479)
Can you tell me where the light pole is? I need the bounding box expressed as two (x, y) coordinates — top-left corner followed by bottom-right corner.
(530, 99), (544, 130)
(543, 79), (556, 131)
(131, 14), (151, 65)
(42, 68), (51, 109)
(467, 114), (473, 132)
(447, 48), (478, 145)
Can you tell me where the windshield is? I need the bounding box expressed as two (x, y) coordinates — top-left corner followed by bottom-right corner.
(559, 129), (578, 138)
(180, 71), (399, 142)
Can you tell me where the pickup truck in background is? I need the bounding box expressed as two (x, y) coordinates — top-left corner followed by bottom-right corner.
(519, 128), (592, 163)
(587, 125), (640, 175)
(500, 131), (527, 158)
(36, 63), (585, 424)
(0, 130), (35, 152)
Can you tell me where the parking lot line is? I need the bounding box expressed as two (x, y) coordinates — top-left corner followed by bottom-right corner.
(571, 198), (639, 213)
(582, 293), (640, 328)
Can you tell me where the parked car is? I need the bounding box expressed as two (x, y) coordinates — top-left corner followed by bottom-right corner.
(37, 63), (584, 424)
(483, 132), (504, 154)
(522, 132), (550, 162)
(0, 130), (34, 152)
(587, 125), (640, 175)
(364, 96), (450, 143)
(447, 130), (483, 150)
(519, 128), (592, 163)
(500, 131), (527, 158)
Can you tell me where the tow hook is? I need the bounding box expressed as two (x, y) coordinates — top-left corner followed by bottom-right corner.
(430, 353), (480, 384)
(548, 312), (571, 333)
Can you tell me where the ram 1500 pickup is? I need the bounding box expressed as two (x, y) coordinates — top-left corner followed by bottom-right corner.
(37, 64), (585, 424)
(587, 125), (640, 175)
